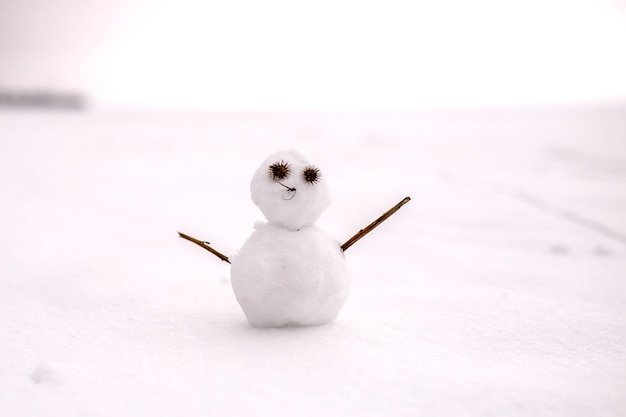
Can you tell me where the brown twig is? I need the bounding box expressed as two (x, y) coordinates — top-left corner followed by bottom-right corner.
(341, 196), (411, 252)
(178, 231), (231, 264)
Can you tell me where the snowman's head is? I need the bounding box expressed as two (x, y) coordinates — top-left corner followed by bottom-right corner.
(250, 149), (331, 230)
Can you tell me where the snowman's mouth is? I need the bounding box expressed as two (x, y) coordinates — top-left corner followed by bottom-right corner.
(277, 181), (297, 200)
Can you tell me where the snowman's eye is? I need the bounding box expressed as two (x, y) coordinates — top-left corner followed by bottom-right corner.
(268, 161), (291, 181)
(302, 166), (320, 184)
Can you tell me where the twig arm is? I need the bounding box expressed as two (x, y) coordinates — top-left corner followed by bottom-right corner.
(341, 196), (411, 252)
(178, 231), (231, 264)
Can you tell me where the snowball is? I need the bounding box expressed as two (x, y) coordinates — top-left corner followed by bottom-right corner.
(250, 149), (331, 231)
(230, 222), (349, 327)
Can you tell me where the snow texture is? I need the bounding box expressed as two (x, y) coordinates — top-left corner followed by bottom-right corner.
(1, 106), (626, 416)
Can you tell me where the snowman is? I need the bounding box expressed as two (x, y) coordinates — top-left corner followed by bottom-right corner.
(179, 149), (409, 328)
(229, 149), (349, 327)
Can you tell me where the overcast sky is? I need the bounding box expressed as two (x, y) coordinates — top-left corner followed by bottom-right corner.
(1, 0), (625, 109)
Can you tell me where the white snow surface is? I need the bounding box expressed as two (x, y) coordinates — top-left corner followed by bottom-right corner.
(1, 107), (625, 416)
(231, 222), (349, 328)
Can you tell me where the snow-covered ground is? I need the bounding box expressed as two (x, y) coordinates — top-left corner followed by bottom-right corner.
(1, 106), (625, 416)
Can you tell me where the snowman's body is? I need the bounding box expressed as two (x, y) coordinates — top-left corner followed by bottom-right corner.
(231, 222), (348, 327)
(230, 149), (350, 327)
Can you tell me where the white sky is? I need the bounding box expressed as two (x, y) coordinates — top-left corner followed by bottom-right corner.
(1, 0), (626, 109)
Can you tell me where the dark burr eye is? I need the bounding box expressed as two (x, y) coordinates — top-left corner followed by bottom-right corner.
(268, 161), (291, 181)
(302, 166), (320, 184)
